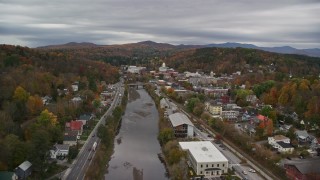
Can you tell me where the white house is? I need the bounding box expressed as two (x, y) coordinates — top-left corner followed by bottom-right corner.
(169, 113), (194, 138)
(71, 83), (79, 92)
(268, 135), (291, 146)
(179, 141), (228, 177)
(50, 144), (70, 159)
(268, 135), (294, 153)
(276, 142), (294, 153)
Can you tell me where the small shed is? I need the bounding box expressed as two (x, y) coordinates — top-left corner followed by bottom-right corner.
(15, 160), (32, 180)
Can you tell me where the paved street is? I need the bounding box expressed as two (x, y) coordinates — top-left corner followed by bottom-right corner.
(63, 80), (124, 180)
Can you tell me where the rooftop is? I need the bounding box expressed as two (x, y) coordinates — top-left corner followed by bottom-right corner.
(286, 158), (320, 175)
(273, 135), (290, 141)
(54, 144), (70, 151)
(169, 112), (193, 127)
(18, 161), (32, 171)
(179, 141), (228, 163)
(69, 120), (83, 131)
(79, 114), (92, 121)
(277, 141), (294, 148)
(295, 130), (310, 138)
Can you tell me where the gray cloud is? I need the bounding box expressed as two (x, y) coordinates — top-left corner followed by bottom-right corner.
(0, 0), (319, 48)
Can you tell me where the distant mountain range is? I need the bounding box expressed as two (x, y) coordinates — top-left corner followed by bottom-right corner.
(204, 42), (320, 57)
(38, 41), (320, 57)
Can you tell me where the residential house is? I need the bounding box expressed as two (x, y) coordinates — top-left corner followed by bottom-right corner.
(66, 120), (83, 135)
(71, 96), (82, 104)
(295, 130), (311, 144)
(276, 141), (294, 153)
(268, 135), (291, 145)
(268, 135), (294, 153)
(41, 95), (52, 105)
(168, 112), (194, 138)
(179, 141), (228, 177)
(284, 159), (320, 180)
(50, 144), (70, 159)
(78, 114), (93, 126)
(15, 161), (32, 180)
(63, 130), (78, 146)
(71, 82), (79, 92)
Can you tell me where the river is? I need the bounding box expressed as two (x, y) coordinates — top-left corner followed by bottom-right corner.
(105, 88), (168, 180)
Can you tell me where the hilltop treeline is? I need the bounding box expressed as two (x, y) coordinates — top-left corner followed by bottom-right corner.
(166, 47), (320, 75)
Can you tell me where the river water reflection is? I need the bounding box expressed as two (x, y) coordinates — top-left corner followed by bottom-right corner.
(105, 88), (168, 180)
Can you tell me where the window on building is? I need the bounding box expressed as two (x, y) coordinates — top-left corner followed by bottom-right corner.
(212, 164), (214, 167)
(223, 164), (225, 167)
(200, 171), (202, 174)
(201, 164), (203, 168)
(206, 164), (208, 167)
(217, 164), (219, 167)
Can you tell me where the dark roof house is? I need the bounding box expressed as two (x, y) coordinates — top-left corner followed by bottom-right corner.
(15, 161), (32, 180)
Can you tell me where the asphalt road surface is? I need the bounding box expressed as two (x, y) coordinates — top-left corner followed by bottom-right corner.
(63, 81), (124, 180)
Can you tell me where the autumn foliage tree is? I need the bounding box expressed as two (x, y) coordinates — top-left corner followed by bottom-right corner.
(26, 95), (44, 115)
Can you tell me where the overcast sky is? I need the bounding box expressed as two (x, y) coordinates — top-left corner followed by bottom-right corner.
(1, 0), (319, 48)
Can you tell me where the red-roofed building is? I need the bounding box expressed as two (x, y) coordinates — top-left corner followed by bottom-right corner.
(65, 120), (83, 135)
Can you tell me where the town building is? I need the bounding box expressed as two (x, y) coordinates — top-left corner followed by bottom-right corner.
(284, 158), (320, 180)
(205, 101), (222, 115)
(179, 141), (228, 177)
(221, 110), (239, 120)
(127, 66), (146, 74)
(159, 62), (169, 72)
(168, 112), (194, 138)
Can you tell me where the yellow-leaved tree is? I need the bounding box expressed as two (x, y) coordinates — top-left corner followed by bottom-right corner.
(37, 109), (57, 127)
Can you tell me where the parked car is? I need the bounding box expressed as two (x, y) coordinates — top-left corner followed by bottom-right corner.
(242, 171), (247, 175)
(249, 168), (256, 173)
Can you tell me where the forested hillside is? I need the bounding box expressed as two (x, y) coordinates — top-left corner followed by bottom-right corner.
(165, 47), (320, 75)
(0, 45), (119, 173)
(38, 41), (179, 67)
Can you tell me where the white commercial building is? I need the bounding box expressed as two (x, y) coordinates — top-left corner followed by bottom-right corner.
(179, 141), (228, 177)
